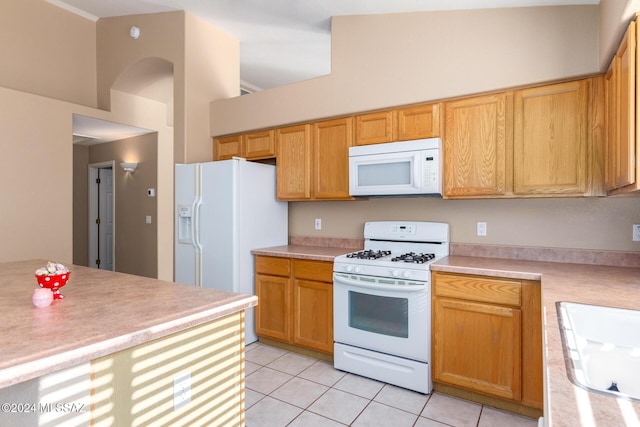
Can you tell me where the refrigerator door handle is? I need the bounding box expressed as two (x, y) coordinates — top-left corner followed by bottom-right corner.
(193, 197), (202, 250)
(193, 196), (203, 287)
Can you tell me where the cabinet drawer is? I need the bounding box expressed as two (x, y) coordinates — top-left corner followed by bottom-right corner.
(293, 259), (333, 283)
(433, 272), (521, 306)
(255, 256), (291, 277)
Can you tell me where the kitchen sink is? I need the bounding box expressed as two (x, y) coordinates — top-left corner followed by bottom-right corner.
(557, 302), (640, 401)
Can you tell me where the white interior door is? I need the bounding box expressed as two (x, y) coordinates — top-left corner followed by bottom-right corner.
(99, 168), (114, 271)
(88, 161), (115, 270)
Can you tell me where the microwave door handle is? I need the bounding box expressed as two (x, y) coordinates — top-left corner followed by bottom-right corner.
(333, 273), (427, 292)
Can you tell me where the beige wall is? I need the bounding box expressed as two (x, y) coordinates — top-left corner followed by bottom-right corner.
(184, 13), (240, 163)
(209, 6), (599, 136)
(73, 134), (158, 278)
(599, 0), (640, 69)
(0, 0), (97, 107)
(289, 197), (640, 252)
(97, 11), (240, 164)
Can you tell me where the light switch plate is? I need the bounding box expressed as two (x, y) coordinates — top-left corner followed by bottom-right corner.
(173, 373), (191, 411)
(476, 222), (487, 237)
(633, 224), (640, 242)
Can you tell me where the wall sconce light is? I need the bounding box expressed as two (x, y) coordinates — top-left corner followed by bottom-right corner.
(130, 26), (141, 40)
(121, 162), (138, 173)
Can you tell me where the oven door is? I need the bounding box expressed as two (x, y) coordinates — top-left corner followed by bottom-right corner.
(333, 272), (430, 362)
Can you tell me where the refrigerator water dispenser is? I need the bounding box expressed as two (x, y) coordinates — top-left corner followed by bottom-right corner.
(177, 205), (192, 244)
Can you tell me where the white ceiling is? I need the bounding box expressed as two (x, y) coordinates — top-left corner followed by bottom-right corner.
(49, 0), (598, 92)
(72, 115), (154, 145)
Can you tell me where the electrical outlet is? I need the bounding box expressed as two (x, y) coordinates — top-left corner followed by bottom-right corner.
(315, 218), (322, 230)
(633, 224), (640, 242)
(173, 373), (191, 411)
(477, 222), (487, 237)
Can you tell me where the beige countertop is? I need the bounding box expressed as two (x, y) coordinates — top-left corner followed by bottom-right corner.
(0, 259), (257, 390)
(432, 256), (640, 427)
(251, 244), (353, 262)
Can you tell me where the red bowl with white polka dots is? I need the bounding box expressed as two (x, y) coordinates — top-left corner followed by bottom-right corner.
(35, 272), (70, 300)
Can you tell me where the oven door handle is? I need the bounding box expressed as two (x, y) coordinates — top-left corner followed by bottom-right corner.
(333, 273), (427, 292)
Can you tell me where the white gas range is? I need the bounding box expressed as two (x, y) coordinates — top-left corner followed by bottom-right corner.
(333, 221), (449, 394)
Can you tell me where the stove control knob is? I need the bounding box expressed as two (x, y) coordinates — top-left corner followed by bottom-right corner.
(391, 270), (399, 277)
(354, 266), (362, 274)
(345, 265), (354, 273)
(402, 271), (411, 278)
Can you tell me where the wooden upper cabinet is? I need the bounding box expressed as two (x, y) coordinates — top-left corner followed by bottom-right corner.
(514, 80), (588, 195)
(397, 103), (441, 141)
(213, 130), (276, 161)
(614, 20), (637, 191)
(604, 57), (619, 191)
(355, 103), (442, 146)
(213, 134), (242, 160)
(355, 111), (395, 145)
(312, 117), (354, 200)
(444, 93), (512, 198)
(245, 130), (276, 159)
(276, 124), (312, 200)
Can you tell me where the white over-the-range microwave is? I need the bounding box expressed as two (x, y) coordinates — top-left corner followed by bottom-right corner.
(348, 138), (442, 197)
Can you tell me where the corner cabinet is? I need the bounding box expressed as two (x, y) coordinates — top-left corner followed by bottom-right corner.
(255, 256), (333, 354)
(605, 18), (640, 195)
(276, 118), (353, 201)
(432, 271), (542, 410)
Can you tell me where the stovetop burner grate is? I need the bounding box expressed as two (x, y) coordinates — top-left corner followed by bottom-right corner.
(391, 252), (436, 264)
(346, 250), (391, 260)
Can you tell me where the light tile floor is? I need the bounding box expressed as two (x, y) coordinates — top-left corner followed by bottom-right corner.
(245, 343), (538, 427)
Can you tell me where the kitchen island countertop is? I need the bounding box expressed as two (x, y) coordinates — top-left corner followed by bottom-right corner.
(0, 259), (257, 390)
(431, 255), (640, 427)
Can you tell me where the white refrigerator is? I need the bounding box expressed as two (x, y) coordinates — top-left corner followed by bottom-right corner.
(175, 158), (288, 344)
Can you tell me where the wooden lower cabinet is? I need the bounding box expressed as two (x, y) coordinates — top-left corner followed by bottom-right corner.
(432, 271), (542, 410)
(255, 256), (333, 354)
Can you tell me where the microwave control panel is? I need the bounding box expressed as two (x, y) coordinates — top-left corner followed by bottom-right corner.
(422, 151), (440, 191)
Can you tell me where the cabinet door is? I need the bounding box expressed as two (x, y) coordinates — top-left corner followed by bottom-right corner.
(255, 273), (291, 342)
(245, 130), (276, 159)
(521, 282), (543, 409)
(616, 21), (636, 189)
(444, 93), (511, 197)
(604, 57), (619, 191)
(355, 111), (395, 146)
(514, 80), (588, 195)
(293, 278), (333, 353)
(433, 297), (522, 401)
(312, 118), (353, 199)
(213, 135), (242, 160)
(276, 124), (312, 200)
(398, 103), (441, 140)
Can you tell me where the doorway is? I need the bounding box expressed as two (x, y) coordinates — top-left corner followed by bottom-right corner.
(88, 161), (115, 270)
